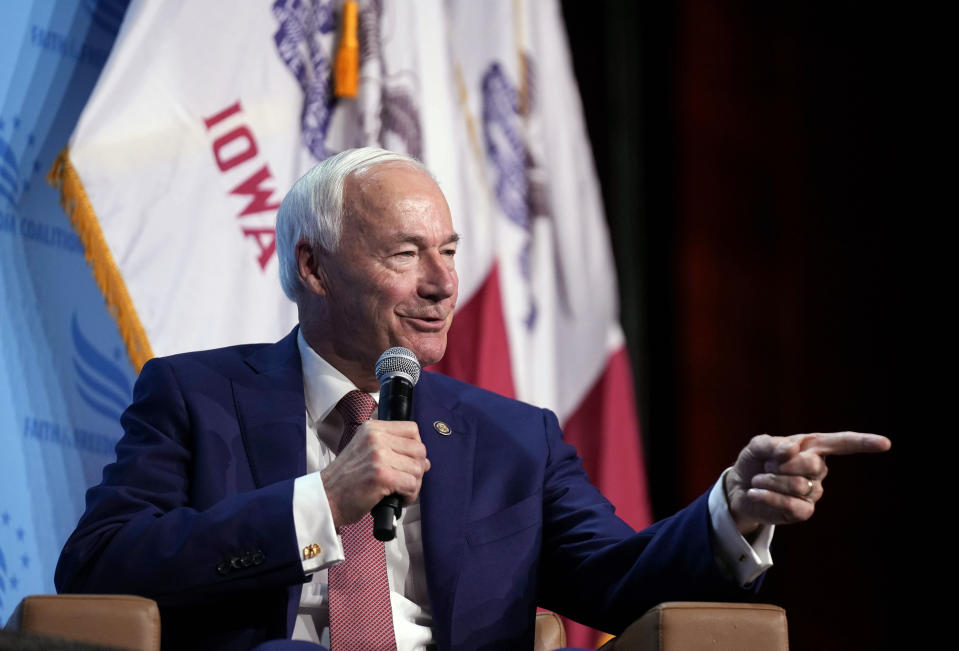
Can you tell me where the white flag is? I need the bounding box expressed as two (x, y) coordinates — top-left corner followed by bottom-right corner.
(52, 2), (649, 644)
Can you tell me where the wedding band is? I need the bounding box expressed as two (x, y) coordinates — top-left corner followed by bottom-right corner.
(803, 480), (814, 497)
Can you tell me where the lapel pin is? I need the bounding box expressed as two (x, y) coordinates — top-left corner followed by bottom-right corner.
(433, 420), (452, 436)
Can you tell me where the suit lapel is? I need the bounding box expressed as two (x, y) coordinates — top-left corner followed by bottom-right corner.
(414, 373), (475, 650)
(232, 326), (310, 637)
(232, 327), (306, 488)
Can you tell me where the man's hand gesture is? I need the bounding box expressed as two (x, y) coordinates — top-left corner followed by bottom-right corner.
(725, 431), (891, 535)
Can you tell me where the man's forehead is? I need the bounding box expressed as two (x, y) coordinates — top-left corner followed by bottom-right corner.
(348, 165), (432, 202)
(346, 165), (452, 229)
(349, 160), (433, 191)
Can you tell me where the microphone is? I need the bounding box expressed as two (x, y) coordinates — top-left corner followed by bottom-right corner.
(372, 346), (421, 541)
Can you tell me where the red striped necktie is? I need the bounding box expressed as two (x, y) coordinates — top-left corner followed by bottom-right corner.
(328, 390), (397, 651)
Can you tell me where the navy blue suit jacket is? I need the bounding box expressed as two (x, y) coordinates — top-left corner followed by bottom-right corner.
(56, 328), (751, 650)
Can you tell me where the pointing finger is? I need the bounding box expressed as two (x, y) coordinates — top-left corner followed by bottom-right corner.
(800, 432), (891, 456)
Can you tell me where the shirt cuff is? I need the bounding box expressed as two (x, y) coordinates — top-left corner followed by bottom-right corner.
(293, 472), (345, 573)
(708, 468), (774, 586)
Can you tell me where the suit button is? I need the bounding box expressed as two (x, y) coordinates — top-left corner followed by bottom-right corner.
(241, 552), (254, 567)
(230, 556), (243, 569)
(252, 551), (265, 565)
(216, 561), (231, 576)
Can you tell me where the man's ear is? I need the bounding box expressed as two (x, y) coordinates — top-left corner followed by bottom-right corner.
(295, 239), (328, 297)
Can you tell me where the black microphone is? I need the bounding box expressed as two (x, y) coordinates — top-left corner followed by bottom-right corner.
(372, 346), (421, 541)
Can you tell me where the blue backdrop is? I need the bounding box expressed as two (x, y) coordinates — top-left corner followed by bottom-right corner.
(0, 0), (130, 624)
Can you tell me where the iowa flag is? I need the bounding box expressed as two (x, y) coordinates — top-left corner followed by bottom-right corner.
(51, 1), (649, 646)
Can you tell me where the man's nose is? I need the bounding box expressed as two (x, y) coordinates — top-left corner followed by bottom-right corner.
(418, 252), (457, 300)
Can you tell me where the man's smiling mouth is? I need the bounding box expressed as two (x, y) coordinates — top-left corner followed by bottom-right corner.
(401, 313), (448, 329)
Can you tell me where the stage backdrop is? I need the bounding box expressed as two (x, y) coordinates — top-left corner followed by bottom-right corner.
(0, 0), (131, 625)
(4, 1), (648, 645)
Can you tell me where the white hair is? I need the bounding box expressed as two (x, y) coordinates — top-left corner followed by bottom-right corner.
(275, 147), (431, 300)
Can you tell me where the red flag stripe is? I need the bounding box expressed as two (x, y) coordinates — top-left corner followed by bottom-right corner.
(560, 345), (651, 531)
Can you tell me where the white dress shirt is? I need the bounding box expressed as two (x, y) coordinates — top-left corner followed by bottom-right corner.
(289, 331), (772, 649)
(290, 331), (433, 649)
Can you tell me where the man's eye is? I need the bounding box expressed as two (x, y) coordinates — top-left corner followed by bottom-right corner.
(442, 247), (457, 257)
(394, 250), (416, 258)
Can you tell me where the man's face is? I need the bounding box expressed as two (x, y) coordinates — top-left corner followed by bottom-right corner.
(315, 163), (459, 377)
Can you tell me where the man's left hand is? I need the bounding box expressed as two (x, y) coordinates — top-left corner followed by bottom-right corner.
(725, 431), (891, 536)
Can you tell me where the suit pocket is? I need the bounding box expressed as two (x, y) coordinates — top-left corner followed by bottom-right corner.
(466, 492), (541, 546)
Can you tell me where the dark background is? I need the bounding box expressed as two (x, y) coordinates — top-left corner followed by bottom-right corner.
(561, 2), (905, 649)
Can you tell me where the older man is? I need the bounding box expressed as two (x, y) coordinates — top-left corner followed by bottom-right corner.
(56, 148), (889, 651)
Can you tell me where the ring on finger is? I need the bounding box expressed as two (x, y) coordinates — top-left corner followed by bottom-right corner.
(803, 479), (815, 498)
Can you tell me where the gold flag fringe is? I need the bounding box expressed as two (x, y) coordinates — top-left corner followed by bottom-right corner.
(47, 148), (154, 372)
(333, 0), (359, 98)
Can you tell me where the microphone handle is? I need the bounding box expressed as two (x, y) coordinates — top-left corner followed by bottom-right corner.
(372, 376), (413, 541)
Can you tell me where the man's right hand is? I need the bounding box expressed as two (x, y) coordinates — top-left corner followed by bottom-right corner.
(320, 419), (431, 529)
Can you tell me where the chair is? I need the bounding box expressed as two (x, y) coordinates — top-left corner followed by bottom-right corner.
(4, 594), (160, 651)
(5, 595), (786, 650)
(600, 602), (789, 650)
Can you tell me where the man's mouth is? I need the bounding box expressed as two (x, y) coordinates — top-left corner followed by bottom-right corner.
(401, 313), (449, 330)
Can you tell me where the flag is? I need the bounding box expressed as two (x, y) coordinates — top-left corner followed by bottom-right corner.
(51, 1), (649, 645)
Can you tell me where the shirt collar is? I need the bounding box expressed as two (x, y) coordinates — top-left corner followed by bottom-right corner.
(296, 329), (379, 425)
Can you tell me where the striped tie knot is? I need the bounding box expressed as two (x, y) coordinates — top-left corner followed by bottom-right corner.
(335, 390), (376, 452)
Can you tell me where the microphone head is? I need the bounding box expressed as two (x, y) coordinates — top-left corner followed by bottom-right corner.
(375, 347), (421, 387)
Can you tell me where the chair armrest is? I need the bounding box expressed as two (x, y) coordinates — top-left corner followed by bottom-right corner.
(534, 611), (567, 651)
(5, 594), (160, 651)
(609, 602), (788, 651)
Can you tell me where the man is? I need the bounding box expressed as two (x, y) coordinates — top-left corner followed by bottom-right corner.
(56, 148), (890, 650)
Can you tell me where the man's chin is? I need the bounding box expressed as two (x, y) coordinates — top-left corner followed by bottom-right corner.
(401, 337), (447, 369)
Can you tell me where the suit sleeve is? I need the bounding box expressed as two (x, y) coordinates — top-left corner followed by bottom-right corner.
(535, 409), (759, 634)
(54, 357), (308, 607)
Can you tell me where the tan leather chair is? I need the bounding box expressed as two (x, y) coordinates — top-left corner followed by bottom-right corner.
(534, 603), (787, 651)
(5, 595), (786, 651)
(535, 611), (567, 651)
(600, 602), (788, 650)
(4, 594), (160, 651)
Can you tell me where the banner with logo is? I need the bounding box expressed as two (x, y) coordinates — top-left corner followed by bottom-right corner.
(0, 0), (131, 624)
(50, 1), (649, 644)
